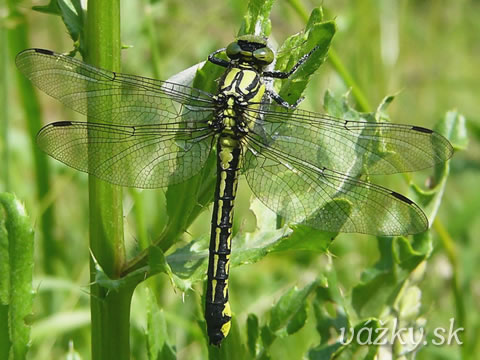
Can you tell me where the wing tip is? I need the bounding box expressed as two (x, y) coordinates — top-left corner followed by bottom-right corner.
(33, 48), (55, 55)
(390, 191), (414, 205)
(411, 125), (433, 134)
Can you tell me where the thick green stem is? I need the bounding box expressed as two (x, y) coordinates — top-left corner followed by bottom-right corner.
(86, 2), (131, 359)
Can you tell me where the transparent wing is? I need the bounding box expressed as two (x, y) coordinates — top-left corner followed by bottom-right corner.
(37, 121), (215, 188)
(244, 134), (428, 236)
(15, 48), (216, 125)
(246, 103), (453, 176)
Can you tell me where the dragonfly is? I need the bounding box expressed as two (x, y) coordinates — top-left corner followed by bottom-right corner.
(16, 35), (453, 346)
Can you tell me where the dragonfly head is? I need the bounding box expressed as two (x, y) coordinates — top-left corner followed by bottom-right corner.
(226, 35), (274, 67)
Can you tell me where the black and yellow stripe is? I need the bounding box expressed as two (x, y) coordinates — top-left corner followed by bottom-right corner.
(205, 53), (266, 345)
(205, 135), (241, 345)
(205, 36), (283, 346)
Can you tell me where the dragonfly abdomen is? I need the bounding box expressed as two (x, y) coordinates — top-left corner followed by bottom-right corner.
(205, 135), (241, 346)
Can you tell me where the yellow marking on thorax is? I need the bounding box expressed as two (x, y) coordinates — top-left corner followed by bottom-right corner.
(221, 68), (241, 92)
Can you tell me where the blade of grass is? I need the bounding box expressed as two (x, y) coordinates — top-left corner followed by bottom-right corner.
(7, 0), (59, 276)
(0, 15), (8, 191)
(285, 0), (372, 112)
(85, 2), (133, 360)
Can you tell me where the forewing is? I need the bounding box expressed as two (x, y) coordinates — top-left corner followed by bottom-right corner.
(247, 104), (453, 176)
(15, 48), (215, 125)
(244, 135), (428, 236)
(37, 121), (214, 188)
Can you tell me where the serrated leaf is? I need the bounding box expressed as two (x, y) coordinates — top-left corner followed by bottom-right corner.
(149, 246), (192, 292)
(276, 20), (336, 104)
(57, 0), (84, 43)
(33, 0), (84, 44)
(92, 251), (146, 292)
(0, 193), (34, 360)
(32, 0), (61, 15)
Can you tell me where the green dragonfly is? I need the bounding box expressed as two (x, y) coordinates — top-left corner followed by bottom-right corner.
(16, 35), (453, 346)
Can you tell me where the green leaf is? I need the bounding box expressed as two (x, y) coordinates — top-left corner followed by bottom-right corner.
(32, 0), (61, 15)
(268, 281), (319, 336)
(351, 236), (429, 318)
(260, 324), (276, 349)
(145, 288), (176, 360)
(308, 342), (344, 360)
(276, 19), (336, 104)
(435, 110), (468, 151)
(0, 193), (34, 360)
(305, 8), (324, 30)
(57, 0), (84, 43)
(149, 246), (192, 293)
(32, 0), (84, 47)
(271, 224), (333, 253)
(410, 110), (466, 223)
(309, 318), (382, 360)
(167, 199), (331, 286)
(238, 0), (274, 36)
(208, 317), (247, 360)
(246, 313), (259, 357)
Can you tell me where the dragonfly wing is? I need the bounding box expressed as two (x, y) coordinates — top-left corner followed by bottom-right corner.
(16, 48), (215, 125)
(244, 135), (428, 236)
(248, 104), (453, 176)
(37, 121), (214, 188)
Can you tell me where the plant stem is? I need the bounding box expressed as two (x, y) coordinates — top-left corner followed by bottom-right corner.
(1, 13), (8, 192)
(85, 2), (132, 359)
(433, 219), (466, 356)
(7, 0), (58, 276)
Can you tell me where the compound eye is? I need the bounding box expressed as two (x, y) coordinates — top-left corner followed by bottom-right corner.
(253, 47), (274, 64)
(226, 42), (242, 59)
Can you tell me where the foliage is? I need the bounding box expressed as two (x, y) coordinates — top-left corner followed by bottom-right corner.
(1, 0), (477, 359)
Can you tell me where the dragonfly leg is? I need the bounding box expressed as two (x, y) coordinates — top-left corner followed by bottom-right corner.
(208, 47), (229, 67)
(263, 44), (320, 79)
(265, 88), (304, 109)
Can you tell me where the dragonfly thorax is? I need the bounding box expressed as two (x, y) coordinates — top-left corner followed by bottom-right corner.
(210, 64), (266, 138)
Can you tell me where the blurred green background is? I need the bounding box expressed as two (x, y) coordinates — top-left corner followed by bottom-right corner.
(1, 0), (479, 359)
